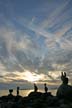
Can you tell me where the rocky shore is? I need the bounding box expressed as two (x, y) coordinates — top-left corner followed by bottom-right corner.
(0, 72), (72, 108)
(0, 91), (72, 108)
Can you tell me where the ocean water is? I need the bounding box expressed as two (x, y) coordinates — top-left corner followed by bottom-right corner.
(0, 89), (57, 97)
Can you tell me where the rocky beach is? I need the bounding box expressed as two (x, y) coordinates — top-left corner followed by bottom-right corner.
(0, 90), (72, 108)
(0, 72), (72, 108)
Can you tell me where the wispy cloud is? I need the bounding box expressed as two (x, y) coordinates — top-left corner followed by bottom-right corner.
(0, 0), (72, 89)
(39, 0), (70, 29)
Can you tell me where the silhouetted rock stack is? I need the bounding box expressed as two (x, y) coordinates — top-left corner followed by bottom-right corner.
(34, 83), (38, 92)
(17, 86), (20, 96)
(44, 83), (48, 93)
(0, 91), (72, 108)
(56, 72), (72, 100)
(0, 72), (72, 108)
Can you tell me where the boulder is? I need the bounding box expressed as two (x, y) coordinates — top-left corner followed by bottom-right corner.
(57, 84), (72, 100)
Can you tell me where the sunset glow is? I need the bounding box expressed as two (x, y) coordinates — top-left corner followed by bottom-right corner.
(0, 0), (72, 89)
(23, 71), (40, 82)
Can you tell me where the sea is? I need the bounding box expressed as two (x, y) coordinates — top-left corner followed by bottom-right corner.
(0, 89), (57, 97)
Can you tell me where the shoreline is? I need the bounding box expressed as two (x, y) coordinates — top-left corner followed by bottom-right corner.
(0, 88), (57, 97)
(0, 91), (72, 108)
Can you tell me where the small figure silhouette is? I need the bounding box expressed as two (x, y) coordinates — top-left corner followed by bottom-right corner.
(34, 83), (38, 92)
(56, 72), (72, 100)
(44, 83), (48, 93)
(61, 72), (68, 84)
(17, 86), (20, 96)
(9, 89), (13, 95)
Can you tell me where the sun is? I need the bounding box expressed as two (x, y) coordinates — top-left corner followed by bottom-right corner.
(23, 70), (40, 83)
(19, 70), (46, 83)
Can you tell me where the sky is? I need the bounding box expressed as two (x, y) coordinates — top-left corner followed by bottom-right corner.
(0, 0), (72, 89)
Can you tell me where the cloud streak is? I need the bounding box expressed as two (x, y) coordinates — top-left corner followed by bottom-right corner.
(0, 0), (72, 89)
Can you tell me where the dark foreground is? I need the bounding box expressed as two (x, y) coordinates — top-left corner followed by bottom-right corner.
(0, 72), (72, 108)
(0, 91), (72, 108)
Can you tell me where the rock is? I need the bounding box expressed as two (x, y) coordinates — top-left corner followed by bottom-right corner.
(14, 95), (22, 102)
(28, 92), (42, 98)
(60, 104), (70, 108)
(57, 84), (72, 100)
(57, 72), (72, 101)
(46, 96), (59, 107)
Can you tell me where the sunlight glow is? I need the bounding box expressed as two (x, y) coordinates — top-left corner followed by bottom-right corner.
(23, 70), (41, 82)
(48, 71), (61, 79)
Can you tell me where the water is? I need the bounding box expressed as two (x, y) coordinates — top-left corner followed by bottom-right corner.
(0, 89), (57, 97)
(0, 89), (33, 97)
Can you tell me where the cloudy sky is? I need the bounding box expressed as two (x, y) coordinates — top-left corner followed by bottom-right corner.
(0, 0), (72, 89)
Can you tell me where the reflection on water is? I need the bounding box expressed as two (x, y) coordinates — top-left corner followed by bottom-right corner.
(0, 89), (57, 97)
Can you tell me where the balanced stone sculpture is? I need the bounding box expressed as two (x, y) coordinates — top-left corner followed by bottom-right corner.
(56, 72), (72, 100)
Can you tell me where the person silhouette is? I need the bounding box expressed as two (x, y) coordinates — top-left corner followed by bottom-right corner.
(44, 83), (48, 93)
(34, 83), (38, 92)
